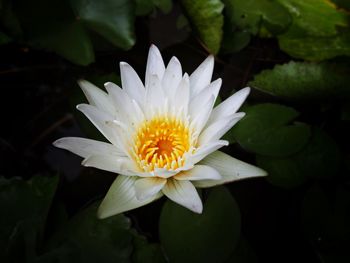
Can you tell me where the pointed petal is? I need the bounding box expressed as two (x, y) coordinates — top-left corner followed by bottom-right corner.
(174, 165), (221, 181)
(190, 55), (214, 98)
(162, 179), (203, 213)
(162, 56), (182, 98)
(53, 137), (124, 158)
(198, 113), (245, 145)
(98, 176), (163, 218)
(78, 80), (115, 114)
(209, 87), (250, 124)
(190, 95), (215, 135)
(173, 73), (190, 113)
(82, 154), (140, 176)
(145, 74), (165, 114)
(76, 104), (118, 145)
(120, 62), (145, 106)
(105, 82), (143, 125)
(145, 45), (165, 88)
(193, 151), (267, 188)
(190, 140), (228, 164)
(134, 177), (167, 201)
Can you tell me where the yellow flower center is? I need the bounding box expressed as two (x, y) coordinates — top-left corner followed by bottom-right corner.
(133, 116), (191, 172)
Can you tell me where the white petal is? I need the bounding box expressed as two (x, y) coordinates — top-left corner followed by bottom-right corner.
(162, 179), (203, 213)
(145, 74), (165, 114)
(145, 45), (165, 88)
(190, 140), (229, 164)
(53, 137), (124, 158)
(98, 176), (163, 218)
(78, 80), (115, 115)
(82, 154), (140, 176)
(198, 112), (245, 146)
(193, 151), (267, 188)
(174, 165), (221, 181)
(173, 73), (190, 113)
(120, 62), (145, 106)
(105, 82), (143, 125)
(190, 95), (215, 135)
(162, 56), (182, 99)
(134, 177), (167, 201)
(76, 104), (118, 145)
(209, 87), (250, 124)
(190, 55), (214, 98)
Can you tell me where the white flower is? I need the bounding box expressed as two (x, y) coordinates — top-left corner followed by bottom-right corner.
(54, 45), (266, 218)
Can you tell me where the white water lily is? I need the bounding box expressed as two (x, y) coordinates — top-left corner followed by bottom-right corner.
(54, 45), (266, 218)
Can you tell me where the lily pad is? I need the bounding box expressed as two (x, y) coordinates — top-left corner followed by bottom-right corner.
(230, 103), (311, 157)
(159, 186), (241, 263)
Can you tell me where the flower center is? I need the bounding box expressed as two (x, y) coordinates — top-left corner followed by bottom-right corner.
(133, 116), (191, 172)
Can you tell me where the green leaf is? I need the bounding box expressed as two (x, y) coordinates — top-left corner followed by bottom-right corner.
(14, 0), (94, 65)
(249, 61), (350, 100)
(221, 31), (250, 54)
(276, 0), (350, 60)
(181, 0), (224, 54)
(277, 0), (349, 37)
(46, 202), (134, 263)
(0, 176), (58, 261)
(257, 128), (340, 188)
(135, 0), (172, 16)
(278, 32), (350, 61)
(159, 186), (241, 263)
(132, 235), (167, 263)
(70, 0), (135, 50)
(230, 104), (311, 157)
(223, 0), (292, 35)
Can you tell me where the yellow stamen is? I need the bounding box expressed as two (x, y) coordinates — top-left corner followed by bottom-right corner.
(134, 116), (191, 172)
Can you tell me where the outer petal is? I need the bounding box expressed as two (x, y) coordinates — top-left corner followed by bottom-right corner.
(208, 87), (250, 125)
(53, 137), (125, 158)
(193, 151), (267, 188)
(162, 178), (203, 213)
(190, 140), (229, 164)
(76, 104), (118, 146)
(98, 176), (163, 219)
(190, 55), (214, 98)
(145, 74), (165, 111)
(145, 44), (165, 88)
(82, 154), (141, 176)
(174, 165), (221, 181)
(162, 56), (182, 99)
(198, 112), (245, 146)
(134, 177), (167, 201)
(78, 80), (115, 115)
(120, 62), (145, 106)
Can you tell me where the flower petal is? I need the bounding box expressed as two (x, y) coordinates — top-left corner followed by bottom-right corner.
(162, 179), (203, 213)
(76, 104), (118, 145)
(98, 175), (163, 218)
(190, 55), (214, 98)
(145, 74), (165, 115)
(120, 62), (145, 106)
(162, 56), (182, 99)
(189, 140), (229, 164)
(209, 87), (250, 124)
(193, 151), (267, 188)
(145, 44), (165, 88)
(190, 95), (216, 136)
(174, 164), (221, 181)
(82, 154), (140, 176)
(53, 137), (124, 158)
(134, 177), (167, 201)
(198, 112), (245, 145)
(105, 82), (144, 125)
(173, 73), (190, 114)
(78, 80), (115, 115)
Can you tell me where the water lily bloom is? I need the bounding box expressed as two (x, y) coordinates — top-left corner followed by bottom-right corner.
(54, 45), (266, 218)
